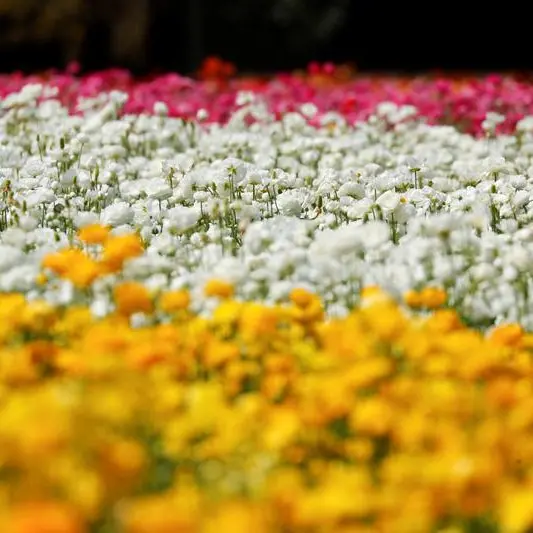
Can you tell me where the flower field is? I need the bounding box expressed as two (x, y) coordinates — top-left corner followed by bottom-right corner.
(3, 66), (533, 531)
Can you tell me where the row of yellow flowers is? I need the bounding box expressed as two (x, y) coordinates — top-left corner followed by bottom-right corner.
(0, 225), (532, 532)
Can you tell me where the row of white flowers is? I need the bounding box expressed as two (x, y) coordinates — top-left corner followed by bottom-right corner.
(2, 84), (533, 327)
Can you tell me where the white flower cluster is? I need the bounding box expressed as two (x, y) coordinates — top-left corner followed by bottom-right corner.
(2, 86), (533, 328)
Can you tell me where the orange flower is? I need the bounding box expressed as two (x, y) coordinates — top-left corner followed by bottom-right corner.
(159, 290), (191, 313)
(4, 501), (84, 533)
(289, 288), (315, 308)
(290, 296), (324, 324)
(418, 287), (447, 308)
(44, 247), (104, 287)
(98, 439), (146, 485)
(114, 282), (153, 316)
(424, 309), (463, 333)
(77, 224), (110, 245)
(403, 289), (423, 308)
(488, 323), (524, 348)
(25, 340), (58, 364)
(42, 249), (85, 277)
(65, 256), (103, 288)
(204, 279), (234, 299)
(101, 234), (143, 272)
(404, 287), (447, 309)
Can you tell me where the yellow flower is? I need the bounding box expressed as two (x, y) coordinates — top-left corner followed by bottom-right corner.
(114, 282), (153, 316)
(53, 306), (93, 339)
(360, 300), (406, 342)
(121, 489), (200, 533)
(344, 356), (393, 390)
(203, 339), (240, 369)
(0, 346), (38, 385)
(295, 466), (375, 526)
(360, 285), (392, 306)
(212, 299), (243, 327)
(204, 279), (234, 299)
(350, 397), (393, 436)
(263, 407), (300, 451)
(35, 272), (48, 286)
(19, 300), (57, 333)
(345, 438), (373, 462)
(51, 458), (103, 519)
(239, 303), (281, 342)
(499, 484), (533, 532)
(159, 290), (191, 313)
(77, 224), (110, 245)
(202, 501), (268, 533)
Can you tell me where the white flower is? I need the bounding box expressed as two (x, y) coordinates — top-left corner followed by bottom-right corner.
(236, 91), (256, 106)
(90, 298), (110, 318)
(74, 211), (100, 228)
(359, 221), (390, 248)
(0, 265), (38, 292)
(60, 169), (77, 186)
(345, 198), (373, 220)
(173, 155), (195, 174)
(277, 191), (302, 216)
(498, 219), (518, 234)
(513, 190), (530, 208)
(146, 179), (173, 201)
(470, 263), (497, 282)
(1, 84), (43, 108)
(516, 116), (533, 133)
(112, 224), (136, 236)
(153, 101), (169, 116)
(393, 202), (415, 224)
(196, 108), (209, 121)
(503, 265), (518, 281)
(166, 205), (201, 233)
(376, 101), (398, 119)
(0, 245), (24, 272)
(376, 190), (401, 212)
(338, 182), (365, 199)
(19, 215), (39, 232)
(312, 225), (363, 258)
(506, 246), (531, 271)
(26, 188), (56, 207)
(482, 112), (505, 131)
(1, 228), (27, 247)
(300, 103), (318, 118)
(101, 202), (134, 227)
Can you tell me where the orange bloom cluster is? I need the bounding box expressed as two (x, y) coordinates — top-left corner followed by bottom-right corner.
(42, 225), (143, 289)
(2, 242), (533, 531)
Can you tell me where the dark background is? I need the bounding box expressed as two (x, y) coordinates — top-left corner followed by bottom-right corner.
(0, 0), (530, 75)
